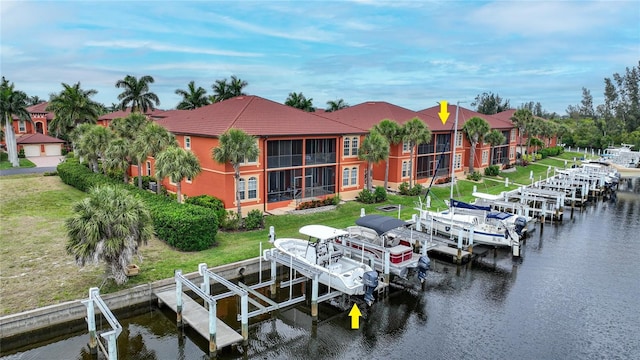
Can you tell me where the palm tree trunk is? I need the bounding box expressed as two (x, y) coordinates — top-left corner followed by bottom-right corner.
(234, 168), (242, 222)
(137, 164), (143, 189)
(384, 162), (389, 191)
(368, 162), (374, 191)
(469, 142), (476, 173)
(5, 115), (19, 167)
(176, 182), (182, 203)
(409, 146), (414, 188)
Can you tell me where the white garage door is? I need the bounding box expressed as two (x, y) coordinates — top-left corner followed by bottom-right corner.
(44, 144), (61, 156)
(23, 145), (40, 157)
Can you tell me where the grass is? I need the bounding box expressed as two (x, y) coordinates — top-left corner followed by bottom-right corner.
(0, 152), (587, 315)
(0, 157), (36, 170)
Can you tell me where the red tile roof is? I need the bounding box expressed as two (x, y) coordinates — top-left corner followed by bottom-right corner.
(322, 101), (444, 132)
(16, 133), (64, 144)
(12, 102), (53, 120)
(155, 96), (364, 137)
(98, 108), (167, 121)
(418, 105), (514, 130)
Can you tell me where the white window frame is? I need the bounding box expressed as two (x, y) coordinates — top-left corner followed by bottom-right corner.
(350, 166), (357, 186)
(146, 161), (151, 176)
(351, 137), (359, 156)
(509, 147), (515, 159)
(402, 161), (409, 178)
(342, 167), (349, 186)
(184, 136), (191, 150)
(482, 150), (489, 165)
(18, 120), (26, 133)
(248, 177), (257, 199)
(455, 132), (463, 148)
(238, 178), (246, 200)
(454, 154), (462, 169)
(343, 137), (350, 157)
(403, 141), (410, 153)
(241, 140), (259, 165)
(511, 129), (516, 142)
(186, 176), (192, 184)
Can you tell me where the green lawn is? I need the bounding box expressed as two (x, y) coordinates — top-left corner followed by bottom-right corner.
(0, 151), (587, 314)
(0, 157), (36, 169)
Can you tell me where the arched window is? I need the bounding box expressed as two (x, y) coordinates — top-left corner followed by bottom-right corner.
(350, 167), (357, 185)
(342, 167), (349, 186)
(238, 178), (246, 200)
(248, 177), (257, 199)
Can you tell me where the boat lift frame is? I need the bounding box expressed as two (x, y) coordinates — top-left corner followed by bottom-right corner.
(82, 287), (122, 360)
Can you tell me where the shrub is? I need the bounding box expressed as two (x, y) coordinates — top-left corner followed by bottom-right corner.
(398, 182), (410, 195)
(57, 158), (218, 251)
(137, 175), (156, 190)
(467, 171), (482, 181)
(484, 165), (500, 176)
(357, 189), (376, 204)
(0, 152), (7, 161)
(409, 183), (423, 196)
(43, 171), (58, 176)
(18, 148), (25, 158)
(185, 195), (226, 224)
(374, 186), (387, 202)
(244, 209), (264, 230)
(220, 210), (241, 231)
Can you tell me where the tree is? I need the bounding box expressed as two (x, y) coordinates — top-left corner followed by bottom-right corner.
(462, 116), (490, 173)
(358, 130), (389, 191)
(212, 128), (259, 220)
(485, 129), (506, 165)
(66, 185), (153, 285)
(374, 119), (402, 190)
(133, 122), (176, 190)
(471, 92), (511, 115)
(579, 87), (595, 119)
(285, 92), (315, 112)
(46, 82), (101, 139)
(326, 99), (349, 112)
(28, 95), (45, 105)
(104, 138), (134, 183)
(402, 118), (431, 187)
(539, 121), (558, 147)
(155, 146), (201, 203)
(115, 75), (160, 113)
(75, 125), (113, 173)
(511, 108), (534, 156)
(211, 75), (248, 102)
(0, 77), (32, 167)
(175, 81), (210, 110)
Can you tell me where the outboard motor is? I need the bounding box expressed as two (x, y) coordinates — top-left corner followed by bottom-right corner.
(417, 255), (431, 283)
(362, 271), (379, 306)
(514, 216), (527, 237)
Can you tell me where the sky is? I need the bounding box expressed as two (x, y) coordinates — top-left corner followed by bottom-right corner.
(1, 0), (638, 115)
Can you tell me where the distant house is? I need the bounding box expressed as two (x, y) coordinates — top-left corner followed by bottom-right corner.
(3, 102), (65, 157)
(16, 133), (65, 157)
(493, 109), (558, 156)
(97, 108), (167, 127)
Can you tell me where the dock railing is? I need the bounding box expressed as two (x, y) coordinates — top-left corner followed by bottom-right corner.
(82, 287), (122, 360)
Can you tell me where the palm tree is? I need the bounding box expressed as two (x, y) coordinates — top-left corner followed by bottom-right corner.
(75, 125), (113, 173)
(511, 108), (534, 157)
(133, 122), (176, 190)
(211, 75), (248, 103)
(155, 146), (201, 203)
(402, 117), (431, 187)
(462, 116), (490, 174)
(374, 119), (402, 190)
(485, 129), (506, 165)
(326, 99), (349, 112)
(212, 128), (259, 220)
(66, 185), (153, 285)
(0, 77), (32, 167)
(104, 138), (134, 183)
(28, 95), (45, 105)
(115, 75), (160, 113)
(175, 81), (210, 110)
(46, 82), (101, 139)
(539, 120), (558, 147)
(109, 113), (150, 182)
(285, 92), (315, 112)
(358, 130), (389, 191)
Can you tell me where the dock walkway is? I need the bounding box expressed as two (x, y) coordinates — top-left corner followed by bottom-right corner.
(155, 289), (243, 349)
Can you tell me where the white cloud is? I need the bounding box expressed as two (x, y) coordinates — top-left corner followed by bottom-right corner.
(84, 40), (262, 57)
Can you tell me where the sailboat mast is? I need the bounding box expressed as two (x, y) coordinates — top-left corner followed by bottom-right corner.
(450, 102), (461, 201)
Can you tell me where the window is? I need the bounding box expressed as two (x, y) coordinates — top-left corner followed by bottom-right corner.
(267, 140), (303, 168)
(342, 167), (357, 187)
(248, 177), (257, 199)
(342, 168), (349, 186)
(184, 136), (191, 150)
(509, 147), (515, 159)
(238, 178), (246, 200)
(19, 120), (26, 133)
(454, 154), (462, 169)
(456, 132), (463, 147)
(511, 129), (516, 142)
(350, 167), (357, 186)
(146, 161), (151, 176)
(343, 137), (350, 156)
(186, 176), (192, 184)
(482, 150), (489, 165)
(403, 141), (410, 153)
(402, 161), (409, 178)
(351, 137), (358, 156)
(242, 140), (259, 164)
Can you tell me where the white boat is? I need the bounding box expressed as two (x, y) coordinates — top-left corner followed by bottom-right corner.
(416, 204), (520, 248)
(341, 214), (430, 282)
(449, 198), (533, 237)
(273, 224), (379, 304)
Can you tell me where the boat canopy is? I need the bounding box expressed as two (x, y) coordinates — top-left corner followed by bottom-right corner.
(355, 215), (409, 235)
(450, 199), (492, 212)
(299, 224), (349, 241)
(487, 212), (513, 220)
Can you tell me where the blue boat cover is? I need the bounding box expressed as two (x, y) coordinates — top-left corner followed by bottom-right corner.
(450, 199), (491, 212)
(355, 215), (409, 235)
(486, 212), (513, 220)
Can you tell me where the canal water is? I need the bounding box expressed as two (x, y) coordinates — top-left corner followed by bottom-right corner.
(2, 182), (639, 360)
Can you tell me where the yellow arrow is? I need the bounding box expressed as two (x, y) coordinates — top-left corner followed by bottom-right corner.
(348, 303), (362, 329)
(438, 100), (450, 125)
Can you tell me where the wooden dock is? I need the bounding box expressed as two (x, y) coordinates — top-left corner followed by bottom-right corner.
(155, 289), (243, 349)
(429, 245), (472, 262)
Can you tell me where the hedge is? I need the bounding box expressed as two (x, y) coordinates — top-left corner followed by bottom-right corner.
(57, 158), (217, 251)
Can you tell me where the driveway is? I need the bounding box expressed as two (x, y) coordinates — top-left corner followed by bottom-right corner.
(0, 156), (65, 176)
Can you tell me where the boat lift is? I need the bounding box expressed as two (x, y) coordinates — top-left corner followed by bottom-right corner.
(82, 287), (122, 360)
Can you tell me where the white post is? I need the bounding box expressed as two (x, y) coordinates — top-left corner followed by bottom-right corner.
(360, 208), (365, 217)
(426, 195), (431, 208)
(209, 299), (217, 356)
(175, 270), (183, 326)
(450, 102), (461, 201)
(241, 293), (248, 344)
(505, 177), (509, 187)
